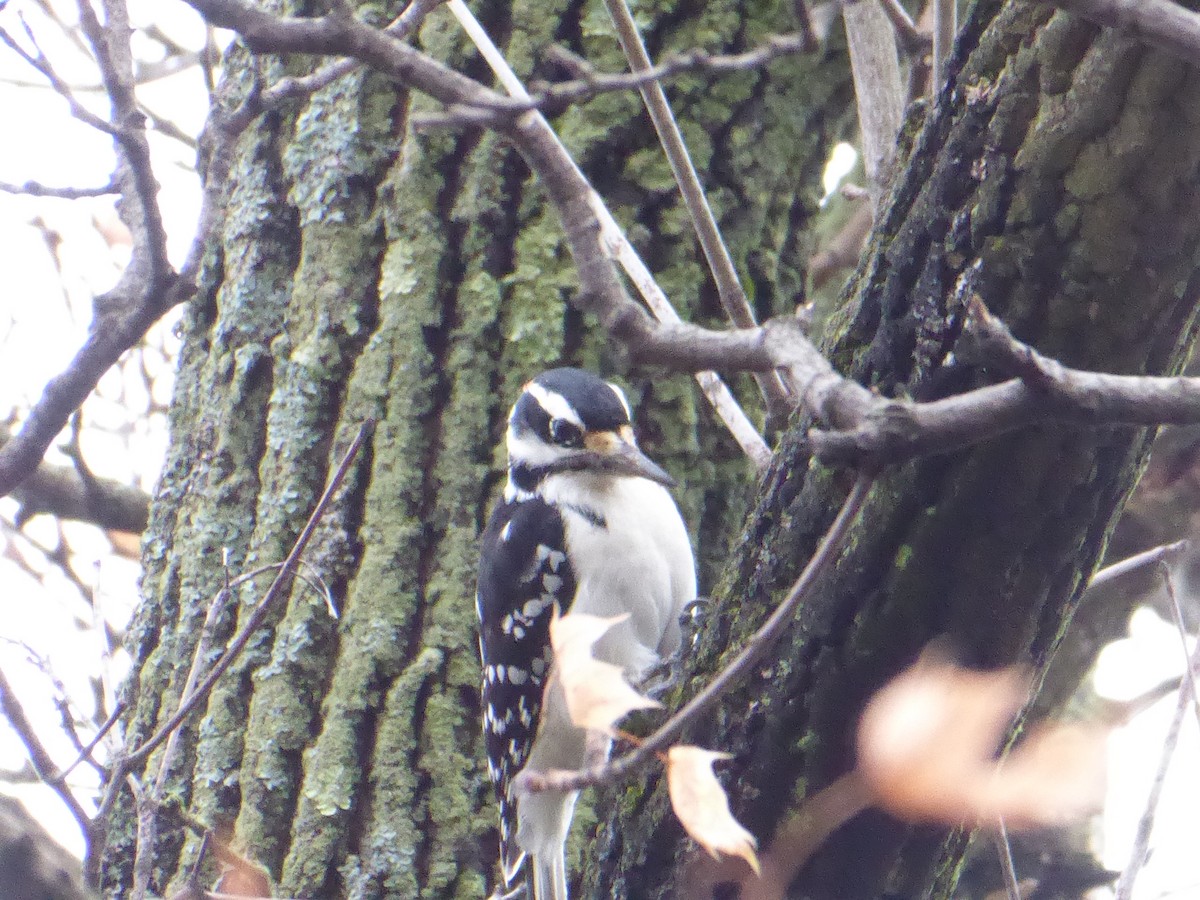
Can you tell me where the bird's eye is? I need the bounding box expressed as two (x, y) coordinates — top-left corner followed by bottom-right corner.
(550, 419), (582, 448)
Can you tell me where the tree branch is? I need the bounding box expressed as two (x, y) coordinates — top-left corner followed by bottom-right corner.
(9, 455), (150, 533)
(601, 0), (793, 416)
(0, 666), (91, 836)
(174, 0), (1200, 478)
(0, 178), (119, 198)
(842, 0), (904, 207)
(0, 0), (191, 499)
(1049, 0), (1200, 64)
(518, 471), (875, 796)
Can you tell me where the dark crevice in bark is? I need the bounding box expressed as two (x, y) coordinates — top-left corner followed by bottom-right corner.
(408, 663), (440, 892)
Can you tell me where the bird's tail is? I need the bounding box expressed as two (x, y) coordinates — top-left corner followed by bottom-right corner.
(531, 849), (568, 900)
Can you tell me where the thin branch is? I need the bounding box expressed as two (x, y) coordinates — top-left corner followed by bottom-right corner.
(51, 700), (126, 784)
(90, 426), (370, 874)
(0, 0), (191, 500)
(229, 0), (444, 124)
(932, 0), (956, 92)
(76, 0), (171, 286)
(842, 0), (905, 207)
(601, 0), (793, 416)
(118, 421), (371, 769)
(0, 665), (91, 835)
(128, 774), (154, 900)
(519, 470), (876, 796)
(131, 564), (238, 900)
(1113, 632), (1200, 899)
(0, 15), (123, 133)
(1158, 562), (1200, 730)
(413, 30), (816, 124)
(877, 0), (931, 55)
(0, 179), (119, 198)
(1088, 541), (1189, 592)
(446, 0), (772, 469)
(172, 0), (1200, 478)
(6, 441), (150, 532)
(993, 819), (1023, 900)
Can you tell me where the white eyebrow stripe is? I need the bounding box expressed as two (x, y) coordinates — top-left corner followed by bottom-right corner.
(607, 381), (632, 420)
(525, 382), (584, 427)
(506, 425), (565, 466)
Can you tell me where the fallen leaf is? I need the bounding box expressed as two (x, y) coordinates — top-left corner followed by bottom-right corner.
(549, 609), (660, 731)
(666, 745), (761, 876)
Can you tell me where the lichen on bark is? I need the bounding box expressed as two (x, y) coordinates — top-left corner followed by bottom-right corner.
(96, 1), (850, 896)
(594, 4), (1200, 898)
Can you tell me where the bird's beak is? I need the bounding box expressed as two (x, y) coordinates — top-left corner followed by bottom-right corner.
(609, 441), (676, 487)
(582, 428), (676, 487)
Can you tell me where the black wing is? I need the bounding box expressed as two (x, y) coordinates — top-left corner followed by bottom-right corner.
(476, 495), (576, 889)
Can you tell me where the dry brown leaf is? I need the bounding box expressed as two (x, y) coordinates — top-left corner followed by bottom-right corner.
(975, 724), (1106, 828)
(856, 650), (1104, 829)
(549, 610), (660, 732)
(666, 746), (761, 876)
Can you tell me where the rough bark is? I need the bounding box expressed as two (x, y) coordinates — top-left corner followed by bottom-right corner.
(92, 1), (852, 896)
(594, 3), (1200, 898)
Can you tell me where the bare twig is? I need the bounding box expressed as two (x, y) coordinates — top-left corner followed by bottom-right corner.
(172, 0), (1200, 476)
(1158, 562), (1200, 730)
(994, 819), (1023, 900)
(0, 0), (192, 500)
(842, 0), (905, 207)
(447, 0), (772, 469)
(0, 665), (91, 835)
(437, 31), (818, 115)
(1088, 541), (1189, 592)
(1113, 634), (1199, 899)
(131, 560), (239, 900)
(91, 423), (370, 872)
(0, 21), (120, 135)
(233, 0), (443, 121)
(877, 0), (931, 55)
(519, 470), (875, 795)
(601, 0), (793, 416)
(51, 699), (126, 784)
(76, 0), (171, 285)
(128, 773), (154, 900)
(0, 179), (119, 198)
(7, 452), (150, 533)
(932, 0), (956, 92)
(119, 421), (371, 769)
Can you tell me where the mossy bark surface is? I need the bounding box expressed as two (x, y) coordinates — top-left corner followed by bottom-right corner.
(594, 4), (1200, 898)
(94, 1), (852, 896)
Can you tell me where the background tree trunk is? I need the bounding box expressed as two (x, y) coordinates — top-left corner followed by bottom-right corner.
(596, 3), (1200, 898)
(94, 1), (853, 896)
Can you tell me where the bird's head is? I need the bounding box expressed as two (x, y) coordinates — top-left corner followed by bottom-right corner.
(505, 368), (674, 494)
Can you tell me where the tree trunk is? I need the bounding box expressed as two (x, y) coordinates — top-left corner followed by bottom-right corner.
(595, 3), (1200, 898)
(92, 1), (852, 896)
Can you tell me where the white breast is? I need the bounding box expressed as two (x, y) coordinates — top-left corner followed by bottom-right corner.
(540, 473), (696, 679)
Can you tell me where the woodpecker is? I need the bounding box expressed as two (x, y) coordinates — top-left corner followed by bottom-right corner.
(477, 368), (696, 900)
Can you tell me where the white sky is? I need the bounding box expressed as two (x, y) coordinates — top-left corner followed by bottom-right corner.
(0, 2), (1196, 896)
